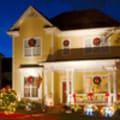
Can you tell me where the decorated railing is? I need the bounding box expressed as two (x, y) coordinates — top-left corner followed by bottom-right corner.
(69, 93), (114, 105)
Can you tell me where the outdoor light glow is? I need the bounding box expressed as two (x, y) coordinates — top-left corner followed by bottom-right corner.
(86, 104), (93, 116)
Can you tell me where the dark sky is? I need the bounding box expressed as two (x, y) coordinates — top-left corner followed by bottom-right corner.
(0, 0), (120, 58)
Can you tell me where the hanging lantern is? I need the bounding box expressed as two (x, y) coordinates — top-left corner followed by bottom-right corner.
(105, 93), (109, 102)
(72, 93), (76, 103)
(63, 40), (70, 47)
(93, 38), (101, 46)
(93, 76), (101, 85)
(28, 39), (36, 47)
(88, 93), (93, 101)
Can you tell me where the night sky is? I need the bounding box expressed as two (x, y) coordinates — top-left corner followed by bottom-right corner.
(0, 0), (120, 57)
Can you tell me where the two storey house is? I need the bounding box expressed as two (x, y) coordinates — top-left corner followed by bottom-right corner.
(7, 6), (120, 106)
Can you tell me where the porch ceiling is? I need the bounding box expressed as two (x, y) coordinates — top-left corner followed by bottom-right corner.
(39, 59), (118, 71)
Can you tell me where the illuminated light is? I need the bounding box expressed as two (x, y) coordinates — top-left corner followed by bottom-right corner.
(105, 106), (112, 117)
(86, 104), (93, 116)
(47, 94), (54, 107)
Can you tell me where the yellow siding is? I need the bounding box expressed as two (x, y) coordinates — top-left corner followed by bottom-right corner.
(13, 18), (52, 96)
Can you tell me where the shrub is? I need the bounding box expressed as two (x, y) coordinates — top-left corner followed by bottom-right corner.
(0, 87), (18, 113)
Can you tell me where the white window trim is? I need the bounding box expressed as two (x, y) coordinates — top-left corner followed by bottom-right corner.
(20, 68), (43, 100)
(83, 36), (111, 48)
(62, 39), (71, 49)
(23, 37), (42, 58)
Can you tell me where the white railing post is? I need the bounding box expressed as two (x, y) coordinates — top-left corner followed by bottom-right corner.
(108, 72), (111, 106)
(44, 69), (48, 105)
(113, 67), (117, 103)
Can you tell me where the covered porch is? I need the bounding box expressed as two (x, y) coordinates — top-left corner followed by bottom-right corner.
(40, 59), (118, 106)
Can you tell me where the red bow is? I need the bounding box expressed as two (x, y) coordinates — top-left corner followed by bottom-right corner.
(73, 93), (76, 103)
(88, 93), (93, 101)
(105, 93), (109, 102)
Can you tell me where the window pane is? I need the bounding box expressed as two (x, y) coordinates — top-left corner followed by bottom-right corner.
(24, 77), (39, 98)
(24, 48), (32, 56)
(24, 40), (29, 48)
(33, 47), (41, 56)
(32, 87), (38, 97)
(24, 38), (41, 57)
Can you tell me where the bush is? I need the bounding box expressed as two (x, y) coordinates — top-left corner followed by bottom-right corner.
(0, 87), (18, 113)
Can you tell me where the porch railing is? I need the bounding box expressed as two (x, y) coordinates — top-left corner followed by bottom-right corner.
(68, 93), (114, 105)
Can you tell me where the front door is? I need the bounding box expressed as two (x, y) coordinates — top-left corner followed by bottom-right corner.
(62, 81), (71, 103)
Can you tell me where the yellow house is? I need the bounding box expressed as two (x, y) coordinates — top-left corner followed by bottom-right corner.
(7, 6), (120, 106)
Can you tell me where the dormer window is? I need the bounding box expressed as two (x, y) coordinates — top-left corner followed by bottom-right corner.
(24, 37), (41, 57)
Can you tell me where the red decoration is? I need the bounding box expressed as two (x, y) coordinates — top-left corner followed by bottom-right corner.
(88, 93), (93, 101)
(37, 75), (43, 88)
(28, 76), (32, 83)
(63, 40), (70, 47)
(73, 93), (76, 103)
(105, 93), (109, 102)
(28, 39), (36, 47)
(93, 76), (101, 85)
(93, 38), (101, 46)
(5, 86), (10, 91)
(117, 93), (120, 100)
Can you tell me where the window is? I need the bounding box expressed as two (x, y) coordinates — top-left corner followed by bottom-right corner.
(83, 37), (109, 48)
(24, 38), (41, 57)
(24, 76), (39, 97)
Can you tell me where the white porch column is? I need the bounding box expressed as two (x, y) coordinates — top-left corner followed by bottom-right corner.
(108, 72), (111, 105)
(44, 70), (48, 104)
(113, 67), (117, 103)
(66, 70), (70, 104)
(51, 71), (54, 99)
(71, 70), (74, 95)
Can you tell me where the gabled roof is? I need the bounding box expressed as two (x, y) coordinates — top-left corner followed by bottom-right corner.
(9, 6), (53, 31)
(46, 46), (120, 62)
(50, 9), (120, 30)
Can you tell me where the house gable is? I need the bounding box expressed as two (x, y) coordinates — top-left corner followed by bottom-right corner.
(7, 6), (53, 35)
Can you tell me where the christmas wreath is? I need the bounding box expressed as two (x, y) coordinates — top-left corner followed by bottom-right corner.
(25, 76), (34, 84)
(93, 38), (101, 46)
(28, 39), (36, 47)
(93, 76), (101, 85)
(63, 40), (70, 47)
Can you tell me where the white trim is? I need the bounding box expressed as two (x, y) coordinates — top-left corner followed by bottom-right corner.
(44, 70), (48, 104)
(113, 69), (117, 103)
(108, 72), (111, 105)
(66, 70), (70, 104)
(40, 59), (117, 71)
(57, 27), (120, 37)
(51, 71), (54, 99)
(23, 37), (42, 58)
(9, 6), (53, 31)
